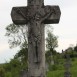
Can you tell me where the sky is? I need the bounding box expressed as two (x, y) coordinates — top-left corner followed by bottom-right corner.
(0, 0), (77, 63)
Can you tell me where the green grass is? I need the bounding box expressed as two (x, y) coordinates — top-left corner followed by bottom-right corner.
(47, 70), (64, 77)
(71, 58), (77, 77)
(47, 58), (77, 77)
(0, 58), (77, 77)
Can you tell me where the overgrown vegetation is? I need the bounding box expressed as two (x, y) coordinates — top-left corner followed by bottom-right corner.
(0, 24), (77, 77)
(1, 50), (77, 77)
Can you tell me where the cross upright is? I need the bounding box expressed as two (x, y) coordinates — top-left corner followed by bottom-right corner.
(11, 0), (61, 77)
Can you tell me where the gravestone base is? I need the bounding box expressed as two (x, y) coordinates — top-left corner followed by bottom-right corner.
(64, 71), (71, 77)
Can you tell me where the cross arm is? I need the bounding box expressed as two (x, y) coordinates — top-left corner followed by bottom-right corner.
(11, 7), (28, 25)
(44, 6), (61, 24)
(11, 6), (61, 25)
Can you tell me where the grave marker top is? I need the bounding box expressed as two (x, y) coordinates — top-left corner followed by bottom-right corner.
(28, 0), (44, 6)
(11, 0), (61, 25)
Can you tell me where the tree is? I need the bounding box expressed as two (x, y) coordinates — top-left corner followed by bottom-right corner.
(5, 23), (28, 48)
(46, 30), (58, 54)
(5, 23), (28, 74)
(74, 45), (77, 52)
(0, 67), (5, 77)
(14, 47), (28, 70)
(45, 30), (58, 70)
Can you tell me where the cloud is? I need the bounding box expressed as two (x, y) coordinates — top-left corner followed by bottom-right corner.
(0, 45), (20, 63)
(52, 3), (77, 52)
(0, 49), (18, 63)
(56, 38), (77, 52)
(0, 44), (9, 53)
(45, 0), (77, 9)
(53, 4), (77, 38)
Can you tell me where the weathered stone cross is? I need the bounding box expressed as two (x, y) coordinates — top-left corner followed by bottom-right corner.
(11, 0), (61, 77)
(64, 54), (71, 77)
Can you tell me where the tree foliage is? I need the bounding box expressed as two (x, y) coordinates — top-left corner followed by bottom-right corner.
(5, 23), (28, 48)
(46, 30), (58, 52)
(74, 45), (77, 52)
(45, 30), (58, 69)
(14, 47), (28, 70)
(0, 67), (5, 77)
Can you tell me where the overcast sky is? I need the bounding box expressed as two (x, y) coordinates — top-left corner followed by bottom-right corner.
(0, 0), (77, 63)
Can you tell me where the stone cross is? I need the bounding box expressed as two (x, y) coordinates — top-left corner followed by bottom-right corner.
(64, 53), (71, 77)
(11, 0), (61, 77)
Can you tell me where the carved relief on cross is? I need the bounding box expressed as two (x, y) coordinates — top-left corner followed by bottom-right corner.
(11, 0), (61, 63)
(11, 1), (61, 25)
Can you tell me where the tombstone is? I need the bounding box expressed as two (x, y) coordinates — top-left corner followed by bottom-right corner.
(11, 0), (61, 77)
(64, 72), (71, 77)
(45, 62), (49, 72)
(64, 53), (71, 77)
(51, 53), (54, 65)
(45, 53), (54, 72)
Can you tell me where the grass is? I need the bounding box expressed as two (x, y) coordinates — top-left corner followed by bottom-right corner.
(47, 70), (64, 77)
(47, 58), (77, 77)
